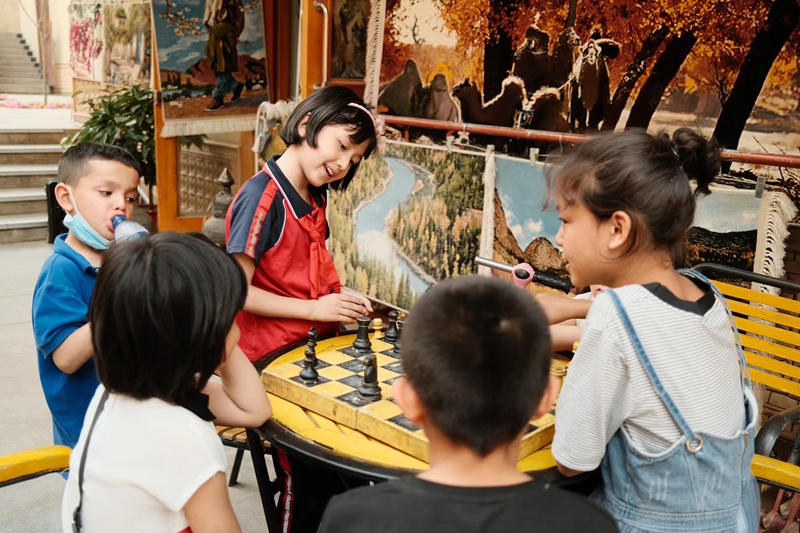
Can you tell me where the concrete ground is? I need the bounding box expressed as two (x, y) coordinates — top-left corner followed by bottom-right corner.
(0, 242), (270, 532)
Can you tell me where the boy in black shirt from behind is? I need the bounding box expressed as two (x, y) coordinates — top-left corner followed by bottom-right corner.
(318, 275), (616, 533)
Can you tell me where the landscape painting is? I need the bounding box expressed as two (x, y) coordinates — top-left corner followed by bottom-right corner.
(152, 0), (269, 131)
(328, 141), (485, 309)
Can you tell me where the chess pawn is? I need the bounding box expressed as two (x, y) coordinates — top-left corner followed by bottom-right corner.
(353, 315), (372, 354)
(384, 310), (399, 344)
(357, 354), (381, 398)
(300, 327), (319, 384)
(371, 318), (383, 340)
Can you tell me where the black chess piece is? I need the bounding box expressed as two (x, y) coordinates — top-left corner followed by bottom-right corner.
(353, 315), (372, 354)
(393, 318), (404, 356)
(299, 327), (319, 383)
(307, 326), (318, 367)
(384, 310), (399, 344)
(357, 353), (381, 398)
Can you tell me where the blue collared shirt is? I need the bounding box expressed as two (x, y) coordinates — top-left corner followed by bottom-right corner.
(32, 233), (100, 448)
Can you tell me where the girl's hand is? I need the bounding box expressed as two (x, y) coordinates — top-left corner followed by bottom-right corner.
(312, 292), (372, 322)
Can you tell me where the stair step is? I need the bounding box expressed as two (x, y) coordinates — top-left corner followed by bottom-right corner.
(0, 213), (47, 229)
(0, 187), (46, 202)
(0, 85), (51, 94)
(0, 131), (74, 145)
(0, 164), (58, 189)
(0, 188), (47, 215)
(0, 145), (63, 164)
(0, 213), (49, 244)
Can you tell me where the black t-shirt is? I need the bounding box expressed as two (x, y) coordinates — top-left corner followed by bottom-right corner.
(317, 476), (617, 533)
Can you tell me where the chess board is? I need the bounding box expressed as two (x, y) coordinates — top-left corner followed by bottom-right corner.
(262, 330), (562, 462)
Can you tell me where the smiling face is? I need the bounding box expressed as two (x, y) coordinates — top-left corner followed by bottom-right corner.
(297, 122), (372, 189)
(59, 158), (140, 240)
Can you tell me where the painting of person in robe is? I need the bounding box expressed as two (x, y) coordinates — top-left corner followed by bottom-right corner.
(152, 0), (269, 123)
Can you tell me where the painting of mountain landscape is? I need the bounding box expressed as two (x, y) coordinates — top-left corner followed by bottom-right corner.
(328, 141), (485, 309)
(492, 157), (762, 292)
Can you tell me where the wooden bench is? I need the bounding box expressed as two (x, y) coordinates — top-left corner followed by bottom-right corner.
(695, 263), (800, 528)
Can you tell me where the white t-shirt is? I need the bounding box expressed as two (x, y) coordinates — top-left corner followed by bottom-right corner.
(61, 386), (227, 533)
(553, 282), (746, 472)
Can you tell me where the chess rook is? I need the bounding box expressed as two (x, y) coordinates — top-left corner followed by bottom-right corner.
(384, 310), (399, 343)
(353, 315), (372, 354)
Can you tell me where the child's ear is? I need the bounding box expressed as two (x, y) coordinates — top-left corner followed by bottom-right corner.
(533, 375), (558, 419)
(607, 210), (632, 253)
(393, 377), (425, 426)
(297, 113), (310, 139)
(54, 183), (75, 215)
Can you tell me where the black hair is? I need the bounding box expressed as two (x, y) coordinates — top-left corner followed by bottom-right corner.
(551, 128), (720, 267)
(402, 275), (551, 456)
(58, 142), (142, 186)
(281, 85), (378, 190)
(91, 232), (247, 409)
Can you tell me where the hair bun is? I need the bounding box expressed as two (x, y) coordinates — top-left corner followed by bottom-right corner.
(672, 128), (720, 195)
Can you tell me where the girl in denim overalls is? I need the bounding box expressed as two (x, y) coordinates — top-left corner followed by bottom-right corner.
(550, 128), (759, 532)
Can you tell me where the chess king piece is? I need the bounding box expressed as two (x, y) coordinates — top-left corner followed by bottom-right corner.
(299, 327), (319, 384)
(384, 310), (399, 344)
(353, 315), (372, 354)
(357, 353), (381, 398)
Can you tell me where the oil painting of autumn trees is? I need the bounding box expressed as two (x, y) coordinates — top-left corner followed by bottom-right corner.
(378, 0), (799, 159)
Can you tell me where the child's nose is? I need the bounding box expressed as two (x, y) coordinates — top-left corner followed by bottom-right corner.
(554, 226), (564, 246)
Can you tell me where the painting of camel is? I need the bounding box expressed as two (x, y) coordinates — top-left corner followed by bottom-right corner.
(376, 0), (799, 166)
(328, 141), (486, 309)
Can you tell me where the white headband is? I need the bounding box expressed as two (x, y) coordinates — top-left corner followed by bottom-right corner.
(347, 102), (376, 126)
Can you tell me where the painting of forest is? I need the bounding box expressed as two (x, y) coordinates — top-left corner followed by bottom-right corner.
(328, 141), (485, 309)
(377, 0), (799, 164)
(492, 156), (762, 291)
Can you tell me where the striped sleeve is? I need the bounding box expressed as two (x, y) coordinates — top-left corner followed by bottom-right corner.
(553, 295), (629, 471)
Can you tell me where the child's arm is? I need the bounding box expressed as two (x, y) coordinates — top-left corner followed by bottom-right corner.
(51, 323), (94, 374)
(204, 345), (271, 428)
(183, 472), (242, 533)
(536, 293), (592, 324)
(550, 324), (582, 352)
(233, 253), (372, 323)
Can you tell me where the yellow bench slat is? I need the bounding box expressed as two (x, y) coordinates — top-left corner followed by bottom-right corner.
(728, 300), (800, 331)
(746, 351), (800, 382)
(752, 454), (800, 490)
(735, 317), (800, 348)
(749, 368), (800, 398)
(740, 334), (800, 365)
(0, 446), (71, 484)
(715, 281), (800, 314)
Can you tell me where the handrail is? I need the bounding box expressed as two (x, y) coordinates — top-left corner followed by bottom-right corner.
(693, 263), (800, 293)
(381, 115), (800, 169)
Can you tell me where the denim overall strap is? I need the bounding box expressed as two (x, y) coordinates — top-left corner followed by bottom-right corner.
(606, 289), (702, 448)
(679, 268), (754, 391)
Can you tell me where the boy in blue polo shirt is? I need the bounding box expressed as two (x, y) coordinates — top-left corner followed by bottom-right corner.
(32, 142), (141, 448)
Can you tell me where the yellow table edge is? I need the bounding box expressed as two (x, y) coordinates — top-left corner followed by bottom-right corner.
(268, 394), (556, 473)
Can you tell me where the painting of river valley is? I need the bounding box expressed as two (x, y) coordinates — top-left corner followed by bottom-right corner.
(328, 141), (485, 309)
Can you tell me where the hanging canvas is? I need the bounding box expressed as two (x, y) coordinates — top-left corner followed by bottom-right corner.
(331, 0), (369, 79)
(69, 2), (105, 82)
(376, 0), (799, 167)
(491, 156), (770, 291)
(103, 1), (152, 86)
(328, 140), (487, 309)
(152, 0), (269, 136)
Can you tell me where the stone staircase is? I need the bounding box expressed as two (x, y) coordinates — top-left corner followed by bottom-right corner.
(0, 131), (69, 244)
(0, 32), (50, 94)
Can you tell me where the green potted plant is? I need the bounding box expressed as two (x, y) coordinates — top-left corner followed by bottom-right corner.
(65, 85), (156, 205)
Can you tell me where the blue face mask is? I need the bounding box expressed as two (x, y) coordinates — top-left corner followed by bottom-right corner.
(62, 187), (112, 250)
